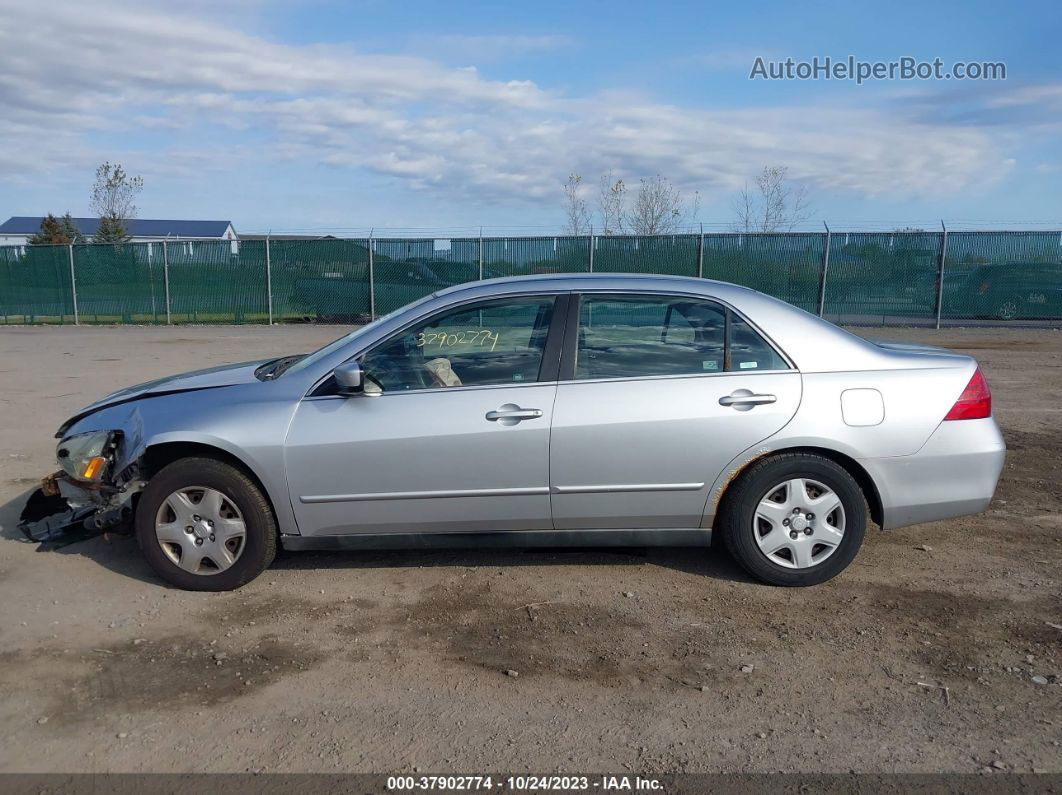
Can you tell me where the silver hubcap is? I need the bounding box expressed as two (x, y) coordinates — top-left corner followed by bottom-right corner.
(753, 478), (845, 569)
(155, 487), (246, 575)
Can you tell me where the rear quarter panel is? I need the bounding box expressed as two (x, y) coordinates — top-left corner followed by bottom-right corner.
(791, 364), (977, 458)
(703, 360), (977, 524)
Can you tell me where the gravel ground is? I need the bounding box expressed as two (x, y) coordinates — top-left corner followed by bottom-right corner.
(0, 324), (1058, 774)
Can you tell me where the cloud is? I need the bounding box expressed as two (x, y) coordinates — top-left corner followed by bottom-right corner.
(689, 47), (784, 72)
(0, 0), (1027, 212)
(890, 82), (1062, 129)
(415, 33), (576, 61)
(986, 84), (1062, 110)
(0, 0), (547, 113)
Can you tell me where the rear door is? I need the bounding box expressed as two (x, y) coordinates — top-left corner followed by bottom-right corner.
(549, 293), (801, 529)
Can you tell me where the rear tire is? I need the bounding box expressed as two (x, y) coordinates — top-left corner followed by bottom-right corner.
(717, 453), (866, 586)
(135, 457), (276, 591)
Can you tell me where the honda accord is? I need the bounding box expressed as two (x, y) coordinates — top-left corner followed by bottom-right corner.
(35, 273), (1005, 590)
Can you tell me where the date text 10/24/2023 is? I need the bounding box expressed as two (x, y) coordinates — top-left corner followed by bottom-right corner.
(386, 775), (665, 791)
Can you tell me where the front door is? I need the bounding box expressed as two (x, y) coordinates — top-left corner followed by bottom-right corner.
(549, 294), (802, 529)
(286, 294), (564, 536)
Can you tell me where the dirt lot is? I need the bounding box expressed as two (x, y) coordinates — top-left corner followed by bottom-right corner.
(0, 324), (1058, 775)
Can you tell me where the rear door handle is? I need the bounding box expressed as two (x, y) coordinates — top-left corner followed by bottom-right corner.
(486, 404), (543, 423)
(719, 392), (777, 408)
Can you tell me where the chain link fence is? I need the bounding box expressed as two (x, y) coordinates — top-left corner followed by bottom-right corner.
(1, 230), (1060, 326)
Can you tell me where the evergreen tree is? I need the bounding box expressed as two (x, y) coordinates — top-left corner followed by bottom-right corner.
(59, 213), (82, 243)
(27, 213), (83, 245)
(94, 213), (129, 243)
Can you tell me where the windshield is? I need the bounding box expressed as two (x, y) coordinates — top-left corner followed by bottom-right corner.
(278, 295), (436, 377)
(276, 332), (359, 377)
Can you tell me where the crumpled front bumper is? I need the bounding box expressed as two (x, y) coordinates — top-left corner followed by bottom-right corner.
(18, 470), (135, 545)
(22, 405), (153, 545)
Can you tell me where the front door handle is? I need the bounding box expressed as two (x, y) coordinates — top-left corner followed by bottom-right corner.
(719, 391), (777, 410)
(485, 404), (544, 424)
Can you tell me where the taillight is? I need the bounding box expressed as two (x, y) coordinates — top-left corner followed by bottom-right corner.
(944, 368), (992, 420)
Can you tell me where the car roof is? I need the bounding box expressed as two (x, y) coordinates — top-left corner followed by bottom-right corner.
(433, 271), (756, 302)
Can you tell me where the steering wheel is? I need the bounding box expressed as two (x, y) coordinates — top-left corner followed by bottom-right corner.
(362, 352), (432, 391)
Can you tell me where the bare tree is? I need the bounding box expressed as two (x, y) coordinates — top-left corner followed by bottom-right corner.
(628, 174), (700, 235)
(597, 170), (627, 235)
(90, 161), (144, 243)
(732, 165), (811, 233)
(567, 170), (699, 235)
(562, 174), (591, 235)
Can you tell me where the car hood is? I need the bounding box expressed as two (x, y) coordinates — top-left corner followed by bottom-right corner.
(58, 359), (269, 436)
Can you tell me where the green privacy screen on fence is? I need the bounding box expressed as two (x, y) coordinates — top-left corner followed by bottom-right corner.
(1, 230), (1060, 326)
(0, 244), (74, 323)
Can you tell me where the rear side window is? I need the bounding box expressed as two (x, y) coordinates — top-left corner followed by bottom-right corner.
(574, 294), (786, 380)
(729, 314), (789, 372)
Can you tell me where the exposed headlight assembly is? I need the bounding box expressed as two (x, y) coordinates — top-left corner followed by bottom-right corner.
(56, 430), (121, 483)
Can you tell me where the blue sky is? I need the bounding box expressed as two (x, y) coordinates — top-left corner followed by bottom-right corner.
(0, 0), (1059, 234)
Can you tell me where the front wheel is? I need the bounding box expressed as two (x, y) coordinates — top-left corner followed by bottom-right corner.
(717, 453), (867, 586)
(135, 457), (277, 591)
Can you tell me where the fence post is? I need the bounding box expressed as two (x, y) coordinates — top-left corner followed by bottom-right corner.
(148, 248), (158, 323)
(697, 223), (704, 278)
(68, 244), (79, 326)
(265, 232), (274, 325)
(818, 222), (831, 317)
(163, 240), (172, 324)
(478, 228), (484, 280)
(588, 225), (594, 272)
(368, 230), (376, 321)
(934, 221), (948, 330)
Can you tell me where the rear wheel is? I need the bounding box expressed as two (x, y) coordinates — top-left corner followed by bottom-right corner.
(718, 453), (866, 586)
(135, 457), (276, 591)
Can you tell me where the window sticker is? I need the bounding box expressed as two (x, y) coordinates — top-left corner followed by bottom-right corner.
(739, 361), (758, 369)
(702, 360), (719, 370)
(417, 329), (500, 351)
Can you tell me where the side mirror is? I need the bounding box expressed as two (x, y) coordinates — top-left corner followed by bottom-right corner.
(334, 361), (364, 395)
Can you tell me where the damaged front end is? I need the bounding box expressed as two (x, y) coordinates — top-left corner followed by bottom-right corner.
(19, 429), (146, 545)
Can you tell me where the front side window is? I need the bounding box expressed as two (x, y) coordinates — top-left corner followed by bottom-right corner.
(575, 295), (786, 380)
(359, 296), (555, 393)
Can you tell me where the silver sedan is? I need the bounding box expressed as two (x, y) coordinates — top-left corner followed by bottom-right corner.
(40, 274), (1005, 590)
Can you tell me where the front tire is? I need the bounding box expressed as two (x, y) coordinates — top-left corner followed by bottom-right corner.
(717, 453), (866, 586)
(135, 457), (276, 591)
